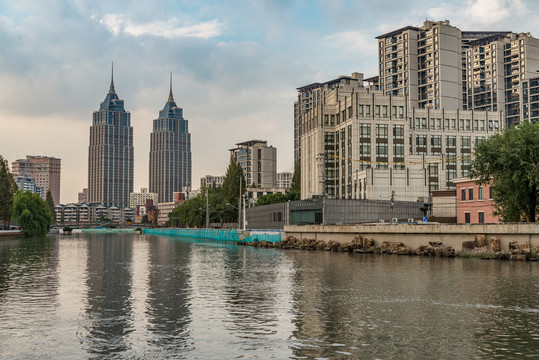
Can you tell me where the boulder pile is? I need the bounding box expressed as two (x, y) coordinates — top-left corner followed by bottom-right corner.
(238, 234), (536, 262)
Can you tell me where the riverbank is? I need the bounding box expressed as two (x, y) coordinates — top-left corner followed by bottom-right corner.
(235, 223), (539, 261)
(0, 230), (25, 239)
(238, 234), (538, 261)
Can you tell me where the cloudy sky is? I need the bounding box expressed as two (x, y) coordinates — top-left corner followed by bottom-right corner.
(1, 0), (537, 203)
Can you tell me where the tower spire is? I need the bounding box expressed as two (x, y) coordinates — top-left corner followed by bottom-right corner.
(109, 62), (116, 94)
(168, 72), (174, 103)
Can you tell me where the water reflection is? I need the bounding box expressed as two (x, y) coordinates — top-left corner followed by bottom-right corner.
(81, 233), (134, 356)
(0, 237), (60, 358)
(0, 234), (536, 359)
(144, 235), (193, 356)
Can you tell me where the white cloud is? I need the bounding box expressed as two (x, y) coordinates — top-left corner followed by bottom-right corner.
(98, 14), (224, 39)
(323, 30), (377, 58)
(424, 0), (526, 28)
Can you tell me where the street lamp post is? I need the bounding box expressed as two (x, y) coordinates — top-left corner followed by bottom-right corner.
(205, 188), (209, 229)
(238, 178), (242, 230)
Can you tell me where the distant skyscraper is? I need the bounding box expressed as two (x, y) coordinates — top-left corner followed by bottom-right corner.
(149, 75), (192, 203)
(12, 155), (61, 204)
(88, 65), (133, 208)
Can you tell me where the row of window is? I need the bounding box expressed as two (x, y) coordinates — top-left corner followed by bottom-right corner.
(461, 186), (493, 201)
(464, 211), (486, 224)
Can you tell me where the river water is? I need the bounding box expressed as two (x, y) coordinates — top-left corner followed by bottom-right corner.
(0, 233), (537, 359)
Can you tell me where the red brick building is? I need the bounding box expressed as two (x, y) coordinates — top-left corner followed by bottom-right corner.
(453, 177), (499, 224)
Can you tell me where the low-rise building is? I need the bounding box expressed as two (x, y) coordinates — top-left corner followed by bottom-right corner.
(246, 187), (287, 206)
(54, 203), (134, 224)
(453, 177), (498, 223)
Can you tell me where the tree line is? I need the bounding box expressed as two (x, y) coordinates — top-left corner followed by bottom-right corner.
(0, 155), (55, 236)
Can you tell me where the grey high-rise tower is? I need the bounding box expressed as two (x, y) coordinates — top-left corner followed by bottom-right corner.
(88, 65), (134, 208)
(149, 75), (192, 203)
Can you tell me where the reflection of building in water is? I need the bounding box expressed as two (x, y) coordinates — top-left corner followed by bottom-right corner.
(83, 234), (134, 356)
(145, 237), (193, 351)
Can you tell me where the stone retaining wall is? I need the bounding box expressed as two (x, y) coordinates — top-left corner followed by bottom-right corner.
(284, 223), (539, 251)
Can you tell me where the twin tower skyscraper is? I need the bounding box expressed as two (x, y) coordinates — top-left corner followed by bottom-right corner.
(87, 67), (192, 208)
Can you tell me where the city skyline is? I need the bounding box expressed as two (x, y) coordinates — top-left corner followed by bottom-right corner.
(1, 0), (537, 203)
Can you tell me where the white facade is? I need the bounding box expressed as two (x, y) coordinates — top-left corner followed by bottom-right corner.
(299, 76), (502, 202)
(200, 175), (225, 188)
(277, 172), (293, 190)
(129, 188), (159, 209)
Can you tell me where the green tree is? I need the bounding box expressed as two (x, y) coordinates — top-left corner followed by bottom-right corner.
(221, 157), (246, 207)
(0, 155), (17, 227)
(291, 161), (301, 192)
(255, 190), (300, 206)
(45, 190), (56, 223)
(470, 121), (539, 222)
(11, 190), (53, 236)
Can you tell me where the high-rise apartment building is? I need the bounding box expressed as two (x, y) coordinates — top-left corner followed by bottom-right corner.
(277, 172), (293, 190)
(376, 20), (463, 110)
(464, 32), (539, 125)
(229, 140), (277, 188)
(88, 68), (133, 208)
(12, 155), (61, 204)
(149, 76), (192, 203)
(298, 73), (502, 201)
(200, 175), (225, 188)
(377, 20), (539, 125)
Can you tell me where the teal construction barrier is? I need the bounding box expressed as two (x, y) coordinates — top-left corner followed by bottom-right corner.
(143, 228), (283, 243)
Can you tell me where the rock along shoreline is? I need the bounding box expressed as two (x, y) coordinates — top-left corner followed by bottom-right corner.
(237, 234), (538, 262)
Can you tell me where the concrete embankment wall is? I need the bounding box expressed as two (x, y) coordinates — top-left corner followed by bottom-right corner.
(284, 224), (539, 251)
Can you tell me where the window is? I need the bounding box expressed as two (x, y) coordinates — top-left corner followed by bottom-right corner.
(478, 187), (483, 200)
(461, 136), (471, 149)
(376, 143), (388, 157)
(358, 105), (364, 117)
(393, 143), (404, 157)
(416, 135), (427, 147)
(376, 124), (388, 139)
(365, 105), (371, 117)
(431, 135), (441, 147)
(393, 125), (404, 139)
(360, 124), (371, 137)
(461, 188), (466, 201)
(360, 143), (371, 157)
(478, 212), (484, 224)
(375, 105), (380, 117)
(465, 212), (471, 223)
(469, 188), (474, 201)
(489, 186), (493, 199)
